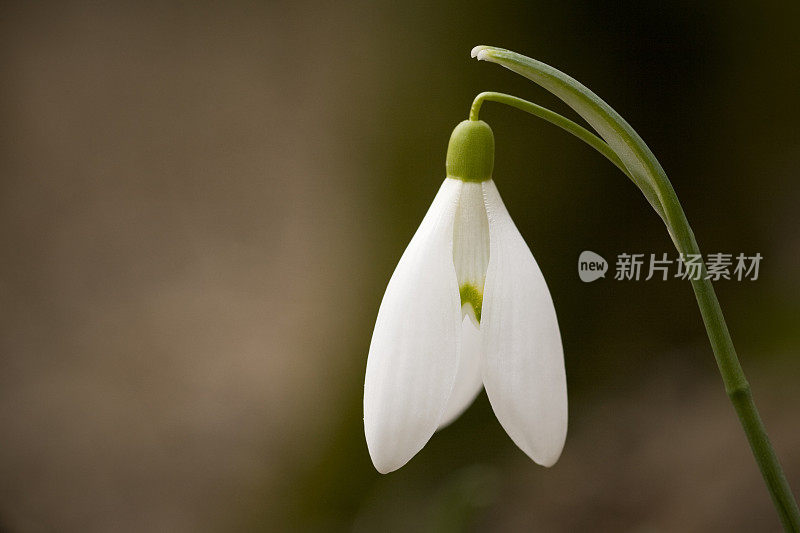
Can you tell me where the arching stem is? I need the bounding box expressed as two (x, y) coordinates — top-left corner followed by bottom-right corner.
(470, 92), (630, 177)
(471, 46), (800, 531)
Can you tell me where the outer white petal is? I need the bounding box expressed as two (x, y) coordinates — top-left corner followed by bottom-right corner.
(437, 315), (483, 429)
(480, 180), (567, 467)
(364, 178), (463, 474)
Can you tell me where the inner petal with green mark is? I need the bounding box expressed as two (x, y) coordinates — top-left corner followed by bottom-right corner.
(452, 181), (490, 327)
(459, 283), (483, 324)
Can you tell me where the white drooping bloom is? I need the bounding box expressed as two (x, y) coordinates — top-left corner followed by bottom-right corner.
(364, 120), (567, 474)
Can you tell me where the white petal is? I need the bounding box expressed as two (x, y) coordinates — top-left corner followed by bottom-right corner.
(480, 180), (567, 467)
(453, 181), (490, 294)
(438, 314), (484, 429)
(364, 178), (463, 473)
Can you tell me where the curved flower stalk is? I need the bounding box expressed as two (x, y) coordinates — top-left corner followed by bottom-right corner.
(364, 120), (567, 474)
(470, 45), (800, 530)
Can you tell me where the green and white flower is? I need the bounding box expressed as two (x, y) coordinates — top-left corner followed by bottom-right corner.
(364, 119), (567, 474)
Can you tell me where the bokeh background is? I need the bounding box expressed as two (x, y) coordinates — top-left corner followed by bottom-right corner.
(1, 1), (798, 531)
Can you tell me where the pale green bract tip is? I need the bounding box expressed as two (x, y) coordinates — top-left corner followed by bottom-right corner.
(470, 45), (489, 58)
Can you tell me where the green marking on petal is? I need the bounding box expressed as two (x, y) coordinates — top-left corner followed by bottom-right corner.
(459, 283), (483, 323)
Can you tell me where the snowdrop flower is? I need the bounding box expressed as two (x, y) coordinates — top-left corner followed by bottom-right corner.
(364, 119), (567, 473)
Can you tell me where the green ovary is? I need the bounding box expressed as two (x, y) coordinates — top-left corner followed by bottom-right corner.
(459, 283), (483, 323)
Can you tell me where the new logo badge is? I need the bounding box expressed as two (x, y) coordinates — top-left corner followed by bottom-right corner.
(578, 251), (608, 282)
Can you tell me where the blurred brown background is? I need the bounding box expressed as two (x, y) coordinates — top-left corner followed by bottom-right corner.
(1, 1), (798, 531)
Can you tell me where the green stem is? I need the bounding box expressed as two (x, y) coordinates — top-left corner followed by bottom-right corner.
(470, 92), (630, 176)
(669, 194), (800, 532)
(470, 47), (800, 531)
